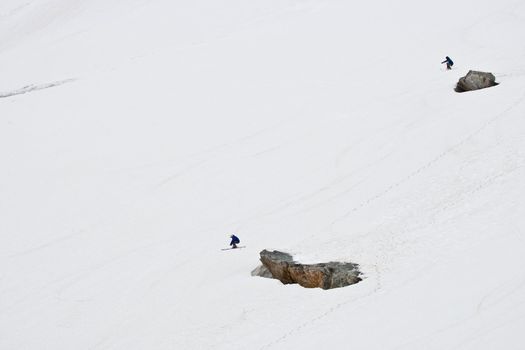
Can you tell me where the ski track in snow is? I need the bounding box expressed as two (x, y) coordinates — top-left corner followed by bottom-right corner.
(259, 274), (382, 350)
(329, 88), (525, 228)
(393, 275), (525, 350)
(258, 90), (525, 349)
(278, 88), (525, 263)
(0, 78), (75, 99)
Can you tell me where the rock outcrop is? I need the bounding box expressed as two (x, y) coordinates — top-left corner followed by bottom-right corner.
(252, 250), (361, 290)
(456, 70), (497, 92)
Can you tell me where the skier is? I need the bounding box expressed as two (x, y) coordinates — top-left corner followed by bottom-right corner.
(229, 234), (240, 248)
(441, 56), (454, 70)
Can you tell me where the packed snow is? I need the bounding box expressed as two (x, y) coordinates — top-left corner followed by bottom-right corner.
(1, 0), (525, 349)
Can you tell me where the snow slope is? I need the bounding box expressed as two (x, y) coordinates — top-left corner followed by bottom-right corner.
(1, 0), (525, 349)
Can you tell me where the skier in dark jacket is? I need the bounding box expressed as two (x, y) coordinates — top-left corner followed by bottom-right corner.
(229, 234), (240, 248)
(441, 56), (454, 70)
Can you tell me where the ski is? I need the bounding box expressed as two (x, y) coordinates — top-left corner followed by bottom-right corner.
(221, 246), (246, 251)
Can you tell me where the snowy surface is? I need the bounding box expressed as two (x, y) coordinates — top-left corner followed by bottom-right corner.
(1, 0), (525, 349)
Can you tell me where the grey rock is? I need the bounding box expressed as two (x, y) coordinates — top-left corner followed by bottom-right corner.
(250, 264), (273, 278)
(456, 70), (497, 92)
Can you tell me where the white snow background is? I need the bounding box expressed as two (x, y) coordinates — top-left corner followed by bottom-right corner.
(1, 0), (525, 349)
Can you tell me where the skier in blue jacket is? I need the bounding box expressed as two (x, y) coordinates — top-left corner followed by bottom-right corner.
(229, 234), (240, 248)
(442, 56), (454, 70)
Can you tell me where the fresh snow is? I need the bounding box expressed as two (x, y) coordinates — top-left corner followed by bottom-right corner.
(1, 0), (525, 349)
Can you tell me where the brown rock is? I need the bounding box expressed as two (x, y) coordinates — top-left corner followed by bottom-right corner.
(255, 250), (361, 290)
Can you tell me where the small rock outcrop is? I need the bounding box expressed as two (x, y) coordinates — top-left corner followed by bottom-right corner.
(456, 70), (498, 92)
(252, 250), (362, 290)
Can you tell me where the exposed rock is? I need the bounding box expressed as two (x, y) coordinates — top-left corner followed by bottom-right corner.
(252, 250), (361, 290)
(456, 70), (498, 92)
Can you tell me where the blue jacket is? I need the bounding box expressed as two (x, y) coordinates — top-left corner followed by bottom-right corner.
(230, 235), (240, 246)
(442, 56), (453, 65)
